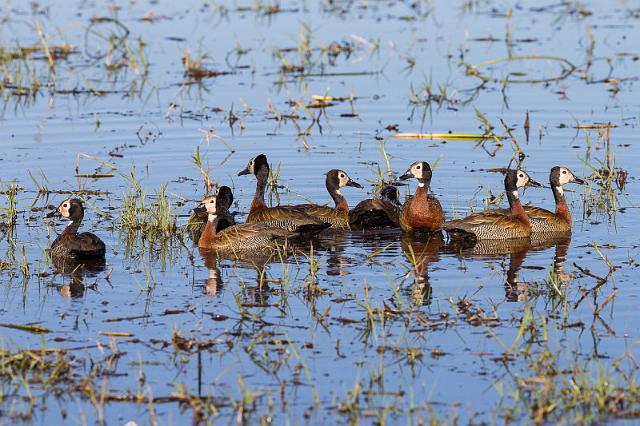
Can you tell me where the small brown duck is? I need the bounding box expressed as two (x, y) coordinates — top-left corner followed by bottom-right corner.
(397, 161), (445, 232)
(349, 185), (401, 229)
(194, 194), (323, 253)
(443, 169), (543, 241)
(293, 169), (362, 229)
(238, 154), (330, 232)
(500, 166), (584, 234)
(46, 198), (106, 259)
(187, 185), (235, 240)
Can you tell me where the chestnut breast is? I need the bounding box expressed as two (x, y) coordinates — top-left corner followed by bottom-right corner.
(399, 187), (444, 232)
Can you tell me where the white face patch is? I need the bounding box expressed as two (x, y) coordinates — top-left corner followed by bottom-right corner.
(412, 163), (423, 179)
(202, 197), (217, 214)
(511, 190), (519, 199)
(59, 200), (71, 218)
(516, 173), (528, 188)
(559, 168), (571, 185)
(555, 185), (564, 196)
(338, 172), (348, 187)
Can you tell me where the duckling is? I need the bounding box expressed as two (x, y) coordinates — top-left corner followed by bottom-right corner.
(237, 154), (330, 232)
(46, 198), (106, 259)
(349, 185), (401, 229)
(293, 169), (362, 229)
(397, 161), (445, 232)
(194, 194), (322, 253)
(442, 169), (543, 241)
(187, 185), (235, 241)
(500, 166), (584, 234)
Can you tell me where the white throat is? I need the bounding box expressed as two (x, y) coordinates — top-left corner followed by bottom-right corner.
(65, 220), (74, 227)
(555, 185), (564, 196)
(208, 214), (218, 222)
(418, 182), (425, 188)
(511, 190), (519, 199)
(335, 189), (343, 196)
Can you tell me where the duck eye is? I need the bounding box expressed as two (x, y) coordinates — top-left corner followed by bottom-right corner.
(63, 204), (68, 208)
(519, 174), (523, 178)
(562, 170), (567, 174)
(340, 173), (345, 178)
(416, 165), (421, 169)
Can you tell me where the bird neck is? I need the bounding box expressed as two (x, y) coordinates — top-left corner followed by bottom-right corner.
(328, 182), (348, 212)
(62, 217), (82, 235)
(552, 185), (571, 223)
(250, 170), (268, 213)
(507, 189), (530, 227)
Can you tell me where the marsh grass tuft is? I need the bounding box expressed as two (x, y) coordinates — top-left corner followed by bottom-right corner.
(119, 168), (177, 244)
(0, 182), (19, 227)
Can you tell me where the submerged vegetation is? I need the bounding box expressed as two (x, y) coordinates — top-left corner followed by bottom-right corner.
(0, 0), (638, 424)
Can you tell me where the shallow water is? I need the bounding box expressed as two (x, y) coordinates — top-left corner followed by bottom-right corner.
(1, 0), (639, 424)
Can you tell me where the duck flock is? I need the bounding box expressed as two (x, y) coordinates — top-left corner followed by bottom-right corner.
(46, 153), (584, 263)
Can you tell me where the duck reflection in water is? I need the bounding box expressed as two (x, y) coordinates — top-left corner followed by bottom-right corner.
(50, 255), (106, 298)
(198, 248), (223, 296)
(315, 231), (350, 277)
(446, 234), (571, 302)
(401, 232), (444, 306)
(198, 247), (289, 304)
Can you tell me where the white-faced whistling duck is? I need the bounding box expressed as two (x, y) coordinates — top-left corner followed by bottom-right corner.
(500, 166), (585, 234)
(47, 198), (106, 259)
(194, 193), (323, 253)
(187, 185), (235, 240)
(397, 161), (445, 232)
(293, 169), (363, 229)
(237, 154), (330, 233)
(442, 169), (543, 241)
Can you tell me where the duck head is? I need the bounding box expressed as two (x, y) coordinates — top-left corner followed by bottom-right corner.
(399, 161), (433, 187)
(326, 169), (363, 191)
(238, 154), (269, 177)
(550, 166), (585, 191)
(504, 169), (543, 198)
(193, 194), (218, 221)
(46, 198), (85, 222)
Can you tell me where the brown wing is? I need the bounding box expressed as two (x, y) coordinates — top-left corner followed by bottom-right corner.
(248, 206), (328, 231)
(294, 204), (350, 228)
(69, 232), (106, 257)
(443, 210), (530, 240)
(493, 206), (554, 220)
(294, 204), (336, 217)
(214, 222), (293, 251)
(523, 206), (555, 221)
(187, 208), (236, 240)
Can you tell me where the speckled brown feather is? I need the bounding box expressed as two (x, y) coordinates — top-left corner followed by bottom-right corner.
(246, 205), (328, 232)
(198, 220), (295, 253)
(295, 204), (350, 228)
(494, 204), (571, 234)
(442, 208), (532, 240)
